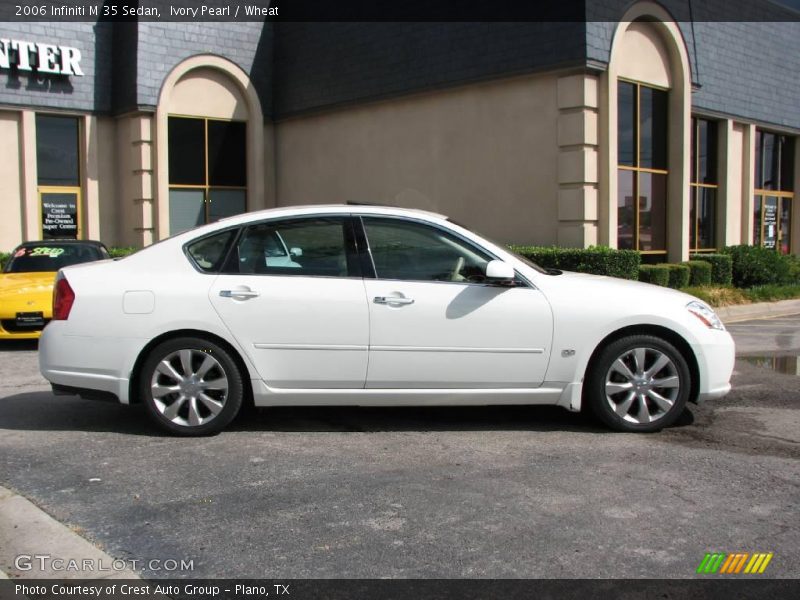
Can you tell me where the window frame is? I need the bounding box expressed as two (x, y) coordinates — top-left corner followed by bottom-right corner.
(36, 113), (82, 240)
(356, 215), (530, 288)
(617, 79), (670, 256)
(753, 129), (794, 254)
(214, 215), (363, 279)
(168, 114), (248, 233)
(689, 117), (719, 252)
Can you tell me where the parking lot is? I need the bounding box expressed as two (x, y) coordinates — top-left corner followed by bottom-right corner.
(0, 316), (798, 579)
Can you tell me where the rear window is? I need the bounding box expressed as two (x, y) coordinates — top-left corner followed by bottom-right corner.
(4, 244), (104, 273)
(186, 229), (237, 273)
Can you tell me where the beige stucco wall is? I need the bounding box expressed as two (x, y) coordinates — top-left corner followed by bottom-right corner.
(0, 111), (23, 251)
(275, 72), (561, 245)
(169, 67), (248, 120)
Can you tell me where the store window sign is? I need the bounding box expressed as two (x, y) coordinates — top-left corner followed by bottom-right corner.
(763, 200), (778, 249)
(42, 195), (78, 239)
(0, 38), (83, 76)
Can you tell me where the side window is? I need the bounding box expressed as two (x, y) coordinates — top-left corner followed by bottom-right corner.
(186, 229), (237, 273)
(362, 217), (493, 283)
(229, 217), (357, 277)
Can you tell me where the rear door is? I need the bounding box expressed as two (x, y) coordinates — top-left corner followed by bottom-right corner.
(209, 215), (370, 389)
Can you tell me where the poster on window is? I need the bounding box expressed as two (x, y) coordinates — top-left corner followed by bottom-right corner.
(762, 200), (778, 250)
(41, 193), (78, 239)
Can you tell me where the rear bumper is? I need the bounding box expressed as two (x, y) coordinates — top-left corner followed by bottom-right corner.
(52, 383), (119, 403)
(39, 322), (135, 404)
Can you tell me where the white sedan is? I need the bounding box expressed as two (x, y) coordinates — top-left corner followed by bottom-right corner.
(39, 206), (734, 435)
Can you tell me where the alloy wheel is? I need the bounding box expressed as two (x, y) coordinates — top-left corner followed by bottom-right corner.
(604, 347), (681, 425)
(150, 349), (229, 427)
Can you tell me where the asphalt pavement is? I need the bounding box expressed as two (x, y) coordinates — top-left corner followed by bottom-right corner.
(0, 316), (798, 579)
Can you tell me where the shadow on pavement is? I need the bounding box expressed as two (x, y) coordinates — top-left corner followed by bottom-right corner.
(0, 340), (38, 351)
(0, 391), (641, 435)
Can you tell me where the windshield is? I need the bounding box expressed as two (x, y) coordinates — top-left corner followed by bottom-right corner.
(4, 244), (105, 274)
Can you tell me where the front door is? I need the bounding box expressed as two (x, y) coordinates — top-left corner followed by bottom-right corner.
(209, 216), (369, 389)
(359, 216), (554, 389)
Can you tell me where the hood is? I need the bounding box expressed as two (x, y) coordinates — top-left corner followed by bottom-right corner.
(536, 269), (699, 306)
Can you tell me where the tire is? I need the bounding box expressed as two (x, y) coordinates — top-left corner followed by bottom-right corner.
(140, 337), (244, 436)
(585, 334), (691, 433)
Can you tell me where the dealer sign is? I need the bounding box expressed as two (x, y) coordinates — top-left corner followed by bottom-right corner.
(0, 38), (83, 76)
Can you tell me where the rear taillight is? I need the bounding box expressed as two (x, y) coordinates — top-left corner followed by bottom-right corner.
(53, 276), (75, 320)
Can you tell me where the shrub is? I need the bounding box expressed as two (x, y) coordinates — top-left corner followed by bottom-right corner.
(682, 260), (712, 286)
(638, 264), (670, 287)
(690, 253), (732, 286)
(658, 263), (691, 289)
(0, 251), (9, 271)
(722, 245), (795, 287)
(108, 246), (139, 259)
(508, 245), (640, 280)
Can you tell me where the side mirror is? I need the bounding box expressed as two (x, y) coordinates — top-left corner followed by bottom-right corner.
(485, 260), (515, 282)
(289, 247), (303, 258)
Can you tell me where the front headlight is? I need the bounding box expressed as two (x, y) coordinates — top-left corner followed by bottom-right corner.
(686, 300), (724, 331)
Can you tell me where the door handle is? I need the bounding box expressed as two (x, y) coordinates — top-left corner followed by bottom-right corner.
(374, 296), (414, 306)
(220, 289), (260, 299)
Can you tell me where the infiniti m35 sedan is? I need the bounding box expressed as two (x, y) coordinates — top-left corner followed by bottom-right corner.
(39, 206), (734, 435)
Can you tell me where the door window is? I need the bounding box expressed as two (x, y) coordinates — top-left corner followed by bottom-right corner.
(362, 217), (493, 283)
(226, 217), (358, 277)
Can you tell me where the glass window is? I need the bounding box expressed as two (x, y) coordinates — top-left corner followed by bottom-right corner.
(617, 82), (668, 254)
(638, 173), (667, 252)
(4, 243), (103, 274)
(168, 118), (205, 185)
(617, 170), (635, 250)
(362, 217), (492, 283)
(639, 86), (668, 170)
(36, 115), (80, 186)
(754, 129), (794, 253)
(168, 116), (247, 235)
(207, 120), (246, 186)
(186, 229), (237, 273)
(229, 218), (355, 278)
(689, 118), (718, 251)
(618, 82), (636, 167)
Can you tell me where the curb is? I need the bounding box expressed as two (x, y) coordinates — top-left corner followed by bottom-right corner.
(0, 486), (140, 580)
(718, 298), (800, 324)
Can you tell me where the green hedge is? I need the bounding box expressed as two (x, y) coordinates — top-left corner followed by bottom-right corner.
(722, 245), (798, 287)
(0, 252), (9, 271)
(508, 245), (640, 280)
(682, 260), (712, 286)
(690, 253), (732, 286)
(107, 246), (139, 259)
(659, 263), (691, 289)
(638, 264), (670, 287)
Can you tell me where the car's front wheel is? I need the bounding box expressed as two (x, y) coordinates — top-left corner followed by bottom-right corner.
(585, 334), (691, 432)
(140, 337), (244, 436)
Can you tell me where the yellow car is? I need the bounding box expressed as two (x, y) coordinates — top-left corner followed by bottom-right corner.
(0, 240), (109, 339)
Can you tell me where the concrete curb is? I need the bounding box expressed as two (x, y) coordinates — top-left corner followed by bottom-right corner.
(718, 298), (800, 324)
(0, 486), (140, 580)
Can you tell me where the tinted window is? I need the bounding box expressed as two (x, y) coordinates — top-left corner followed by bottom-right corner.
(208, 120), (246, 186)
(186, 230), (237, 273)
(36, 115), (79, 186)
(362, 217), (492, 283)
(228, 218), (356, 277)
(4, 244), (102, 273)
(639, 86), (668, 170)
(618, 82), (636, 167)
(168, 117), (205, 185)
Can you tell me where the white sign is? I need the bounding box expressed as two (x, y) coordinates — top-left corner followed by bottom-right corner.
(0, 38), (83, 76)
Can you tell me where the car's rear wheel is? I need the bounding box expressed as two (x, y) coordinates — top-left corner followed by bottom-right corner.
(585, 334), (691, 432)
(140, 337), (243, 436)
